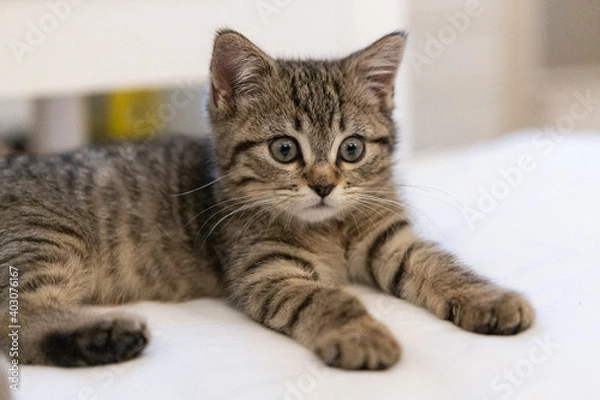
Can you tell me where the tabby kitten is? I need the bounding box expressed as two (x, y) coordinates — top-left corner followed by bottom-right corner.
(0, 30), (534, 370)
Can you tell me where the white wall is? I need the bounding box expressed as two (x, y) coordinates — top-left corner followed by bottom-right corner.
(405, 0), (541, 151)
(0, 0), (407, 97)
(2, 0), (599, 154)
(0, 0), (411, 152)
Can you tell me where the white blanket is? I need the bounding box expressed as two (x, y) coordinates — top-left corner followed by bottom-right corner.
(12, 131), (600, 400)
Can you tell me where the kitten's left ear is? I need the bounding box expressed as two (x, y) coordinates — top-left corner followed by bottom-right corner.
(346, 31), (407, 111)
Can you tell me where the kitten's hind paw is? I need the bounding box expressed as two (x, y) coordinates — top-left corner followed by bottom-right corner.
(314, 317), (400, 370)
(43, 313), (150, 367)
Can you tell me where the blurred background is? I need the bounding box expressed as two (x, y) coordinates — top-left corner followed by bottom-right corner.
(0, 0), (599, 156)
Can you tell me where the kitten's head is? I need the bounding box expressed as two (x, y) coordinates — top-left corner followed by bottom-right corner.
(208, 29), (406, 223)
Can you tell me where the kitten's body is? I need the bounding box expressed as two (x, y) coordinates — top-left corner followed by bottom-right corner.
(0, 30), (534, 369)
(0, 137), (223, 365)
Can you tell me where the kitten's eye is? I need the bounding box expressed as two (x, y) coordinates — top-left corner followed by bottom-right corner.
(339, 136), (365, 163)
(269, 137), (299, 163)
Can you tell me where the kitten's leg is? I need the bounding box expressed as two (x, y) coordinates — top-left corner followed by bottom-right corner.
(1, 258), (149, 367)
(352, 220), (535, 334)
(229, 255), (400, 370)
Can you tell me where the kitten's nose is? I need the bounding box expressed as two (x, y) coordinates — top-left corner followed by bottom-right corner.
(311, 184), (335, 198)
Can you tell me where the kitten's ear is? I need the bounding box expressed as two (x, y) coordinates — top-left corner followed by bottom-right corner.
(346, 31), (407, 111)
(210, 29), (276, 110)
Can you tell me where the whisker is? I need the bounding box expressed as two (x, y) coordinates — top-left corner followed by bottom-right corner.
(171, 174), (232, 197)
(200, 198), (274, 246)
(367, 184), (467, 214)
(184, 193), (274, 228)
(350, 199), (386, 229)
(235, 205), (276, 242)
(355, 194), (447, 239)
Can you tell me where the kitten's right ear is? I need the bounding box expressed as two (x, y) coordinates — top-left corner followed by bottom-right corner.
(210, 29), (276, 110)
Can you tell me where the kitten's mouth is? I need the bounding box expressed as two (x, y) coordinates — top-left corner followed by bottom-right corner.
(308, 199), (332, 209)
(294, 196), (341, 223)
(294, 199), (339, 223)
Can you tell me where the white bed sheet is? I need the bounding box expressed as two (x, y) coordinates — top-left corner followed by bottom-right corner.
(12, 131), (600, 400)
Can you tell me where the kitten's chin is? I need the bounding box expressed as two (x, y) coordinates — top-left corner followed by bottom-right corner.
(294, 205), (340, 224)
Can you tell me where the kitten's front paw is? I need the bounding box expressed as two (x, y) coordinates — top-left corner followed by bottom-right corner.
(449, 289), (535, 335)
(314, 317), (400, 370)
(43, 313), (150, 367)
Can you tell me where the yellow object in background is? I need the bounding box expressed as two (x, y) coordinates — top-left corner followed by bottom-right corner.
(90, 89), (162, 142)
(106, 90), (161, 139)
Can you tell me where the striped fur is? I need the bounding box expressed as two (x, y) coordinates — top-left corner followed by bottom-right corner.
(0, 30), (534, 370)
